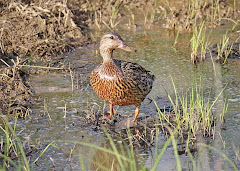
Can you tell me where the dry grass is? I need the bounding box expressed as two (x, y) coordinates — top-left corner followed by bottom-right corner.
(0, 0), (87, 60)
(0, 58), (33, 116)
(162, 0), (236, 32)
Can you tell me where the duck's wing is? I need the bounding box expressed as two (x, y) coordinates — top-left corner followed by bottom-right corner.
(113, 59), (155, 96)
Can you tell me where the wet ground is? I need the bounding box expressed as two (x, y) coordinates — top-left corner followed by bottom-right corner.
(8, 26), (239, 170)
(0, 0), (240, 170)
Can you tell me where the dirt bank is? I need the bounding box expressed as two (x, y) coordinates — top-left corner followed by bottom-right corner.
(0, 0), (87, 115)
(0, 0), (87, 61)
(0, 61), (33, 116)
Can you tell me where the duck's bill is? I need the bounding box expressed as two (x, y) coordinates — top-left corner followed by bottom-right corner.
(117, 42), (137, 52)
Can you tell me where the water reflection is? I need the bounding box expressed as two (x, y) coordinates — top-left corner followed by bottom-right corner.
(76, 139), (146, 170)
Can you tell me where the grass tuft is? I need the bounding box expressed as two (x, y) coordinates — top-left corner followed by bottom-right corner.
(191, 21), (211, 63)
(216, 31), (234, 63)
(0, 116), (30, 170)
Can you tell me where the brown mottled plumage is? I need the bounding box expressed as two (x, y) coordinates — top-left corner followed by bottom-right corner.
(90, 32), (155, 123)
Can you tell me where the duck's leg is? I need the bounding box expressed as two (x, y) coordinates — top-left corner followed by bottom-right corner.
(133, 106), (139, 122)
(103, 103), (114, 119)
(109, 103), (114, 117)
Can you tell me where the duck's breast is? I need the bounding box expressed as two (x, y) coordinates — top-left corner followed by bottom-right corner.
(90, 62), (142, 106)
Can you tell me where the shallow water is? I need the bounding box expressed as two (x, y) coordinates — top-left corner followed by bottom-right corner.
(10, 27), (240, 170)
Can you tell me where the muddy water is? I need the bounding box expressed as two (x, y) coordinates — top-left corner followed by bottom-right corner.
(14, 28), (239, 170)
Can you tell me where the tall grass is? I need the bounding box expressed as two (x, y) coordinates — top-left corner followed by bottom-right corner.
(0, 114), (53, 170)
(216, 31), (233, 63)
(173, 28), (180, 47)
(144, 0), (158, 29)
(77, 129), (143, 170)
(109, 0), (122, 29)
(0, 116), (30, 170)
(163, 77), (227, 139)
(191, 21), (211, 63)
(0, 78), (236, 170)
(87, 0), (122, 30)
(210, 0), (220, 26)
(163, 0), (234, 32)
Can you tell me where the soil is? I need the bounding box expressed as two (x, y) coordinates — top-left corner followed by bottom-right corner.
(0, 0), (87, 61)
(0, 62), (33, 117)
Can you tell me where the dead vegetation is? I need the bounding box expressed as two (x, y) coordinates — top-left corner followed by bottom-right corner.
(0, 58), (33, 116)
(0, 0), (87, 61)
(162, 0), (237, 31)
(0, 0), (151, 61)
(67, 0), (149, 30)
(0, 0), (238, 62)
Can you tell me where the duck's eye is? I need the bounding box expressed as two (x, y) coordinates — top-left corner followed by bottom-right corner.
(110, 36), (114, 39)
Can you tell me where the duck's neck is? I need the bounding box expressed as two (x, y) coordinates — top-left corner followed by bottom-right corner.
(100, 47), (114, 63)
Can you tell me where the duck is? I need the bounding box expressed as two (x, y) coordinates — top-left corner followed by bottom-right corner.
(90, 32), (155, 124)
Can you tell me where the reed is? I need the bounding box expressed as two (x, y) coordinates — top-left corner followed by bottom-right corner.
(173, 28), (180, 47)
(109, 0), (122, 29)
(144, 0), (158, 29)
(216, 31), (233, 63)
(0, 116), (30, 170)
(88, 0), (122, 30)
(191, 21), (211, 63)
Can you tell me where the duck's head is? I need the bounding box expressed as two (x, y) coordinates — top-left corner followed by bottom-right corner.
(100, 32), (137, 54)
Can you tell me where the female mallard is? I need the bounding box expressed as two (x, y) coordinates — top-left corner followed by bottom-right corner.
(90, 32), (155, 123)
